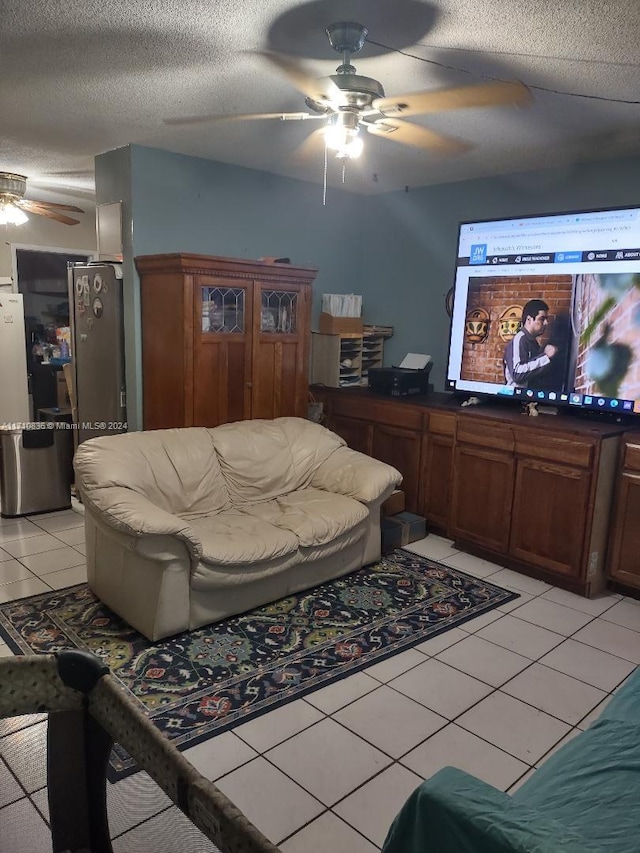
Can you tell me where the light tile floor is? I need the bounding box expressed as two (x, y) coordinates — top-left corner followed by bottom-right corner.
(0, 516), (638, 852)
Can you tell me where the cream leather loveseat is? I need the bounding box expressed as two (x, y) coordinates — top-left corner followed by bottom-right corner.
(74, 417), (402, 641)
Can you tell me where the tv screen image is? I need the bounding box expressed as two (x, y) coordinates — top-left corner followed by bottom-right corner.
(447, 207), (640, 417)
(459, 274), (574, 392)
(574, 272), (640, 401)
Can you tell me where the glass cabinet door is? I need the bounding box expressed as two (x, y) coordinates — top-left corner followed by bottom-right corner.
(259, 289), (298, 334)
(201, 286), (245, 333)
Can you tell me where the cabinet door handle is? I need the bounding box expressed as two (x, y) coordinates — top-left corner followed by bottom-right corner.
(246, 382), (253, 389)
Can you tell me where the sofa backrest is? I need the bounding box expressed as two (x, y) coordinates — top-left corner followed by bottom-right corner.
(208, 417), (345, 506)
(75, 418), (347, 517)
(75, 427), (230, 517)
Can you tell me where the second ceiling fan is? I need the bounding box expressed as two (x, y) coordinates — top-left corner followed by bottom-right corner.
(0, 173), (84, 226)
(165, 22), (532, 161)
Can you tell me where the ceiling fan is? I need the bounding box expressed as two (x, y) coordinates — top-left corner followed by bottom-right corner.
(0, 173), (84, 226)
(165, 22), (532, 161)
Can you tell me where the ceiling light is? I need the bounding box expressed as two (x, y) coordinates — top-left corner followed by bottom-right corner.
(0, 197), (29, 225)
(325, 112), (363, 159)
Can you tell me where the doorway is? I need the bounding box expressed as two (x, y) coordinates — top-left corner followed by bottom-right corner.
(12, 246), (94, 417)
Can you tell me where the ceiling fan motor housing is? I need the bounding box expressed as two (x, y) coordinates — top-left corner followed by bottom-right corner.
(305, 74), (385, 114)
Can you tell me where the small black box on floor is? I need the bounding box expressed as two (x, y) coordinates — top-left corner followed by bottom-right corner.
(381, 517), (405, 553)
(381, 511), (427, 552)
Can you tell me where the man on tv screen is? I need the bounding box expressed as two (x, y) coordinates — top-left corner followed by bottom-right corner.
(504, 299), (558, 389)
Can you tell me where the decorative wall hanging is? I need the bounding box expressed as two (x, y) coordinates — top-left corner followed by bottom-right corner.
(499, 304), (523, 341)
(465, 307), (490, 343)
(445, 287), (455, 318)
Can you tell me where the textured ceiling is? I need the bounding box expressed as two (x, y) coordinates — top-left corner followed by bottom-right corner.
(2, 0), (640, 202)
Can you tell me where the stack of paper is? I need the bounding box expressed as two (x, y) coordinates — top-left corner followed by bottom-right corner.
(398, 354), (432, 370)
(321, 294), (362, 317)
(363, 324), (394, 338)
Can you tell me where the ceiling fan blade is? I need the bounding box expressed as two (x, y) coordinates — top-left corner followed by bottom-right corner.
(373, 80), (532, 118)
(19, 200), (81, 225)
(163, 111), (322, 127)
(366, 119), (472, 155)
(254, 50), (341, 104)
(18, 198), (84, 213)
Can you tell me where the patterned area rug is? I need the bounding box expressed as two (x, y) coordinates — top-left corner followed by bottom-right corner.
(0, 549), (517, 780)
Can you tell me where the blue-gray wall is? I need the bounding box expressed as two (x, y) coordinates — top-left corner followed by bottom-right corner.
(95, 144), (640, 424)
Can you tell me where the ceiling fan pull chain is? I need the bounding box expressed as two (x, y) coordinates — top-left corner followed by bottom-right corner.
(342, 162), (346, 183)
(323, 140), (328, 206)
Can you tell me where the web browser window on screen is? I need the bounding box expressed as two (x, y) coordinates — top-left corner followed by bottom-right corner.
(447, 207), (640, 416)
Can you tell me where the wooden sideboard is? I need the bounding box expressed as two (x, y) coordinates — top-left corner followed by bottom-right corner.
(607, 431), (640, 593)
(312, 386), (631, 597)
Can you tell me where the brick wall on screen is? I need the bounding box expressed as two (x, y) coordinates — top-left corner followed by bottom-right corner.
(460, 275), (574, 384)
(575, 274), (640, 399)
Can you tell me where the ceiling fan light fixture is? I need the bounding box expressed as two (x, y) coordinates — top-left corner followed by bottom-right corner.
(325, 112), (364, 159)
(0, 197), (28, 225)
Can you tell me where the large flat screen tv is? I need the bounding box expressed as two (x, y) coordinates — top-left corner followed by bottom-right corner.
(446, 205), (640, 417)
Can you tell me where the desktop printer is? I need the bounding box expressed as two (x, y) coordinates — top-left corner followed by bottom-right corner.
(368, 354), (433, 397)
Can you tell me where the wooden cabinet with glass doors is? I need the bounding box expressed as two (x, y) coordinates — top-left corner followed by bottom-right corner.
(136, 253), (316, 429)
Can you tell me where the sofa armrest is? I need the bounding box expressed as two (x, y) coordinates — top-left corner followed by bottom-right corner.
(309, 446), (402, 504)
(80, 485), (202, 566)
(382, 767), (598, 853)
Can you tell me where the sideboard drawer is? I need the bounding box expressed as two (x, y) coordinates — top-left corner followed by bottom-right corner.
(331, 395), (423, 430)
(624, 441), (640, 472)
(428, 412), (456, 437)
(515, 433), (594, 468)
(456, 419), (514, 452)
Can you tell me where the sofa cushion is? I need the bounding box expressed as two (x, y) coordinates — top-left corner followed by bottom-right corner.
(76, 428), (230, 517)
(190, 510), (299, 566)
(241, 487), (368, 547)
(209, 417), (345, 506)
(310, 445), (403, 504)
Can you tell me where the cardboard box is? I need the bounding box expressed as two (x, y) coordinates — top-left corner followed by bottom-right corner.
(382, 489), (405, 517)
(318, 313), (363, 334)
(382, 511), (427, 552)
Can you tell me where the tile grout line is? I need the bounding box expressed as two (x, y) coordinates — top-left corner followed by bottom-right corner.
(0, 753), (33, 812)
(277, 807), (380, 851)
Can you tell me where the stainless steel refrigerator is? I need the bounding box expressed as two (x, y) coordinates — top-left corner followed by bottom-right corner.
(68, 263), (126, 444)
